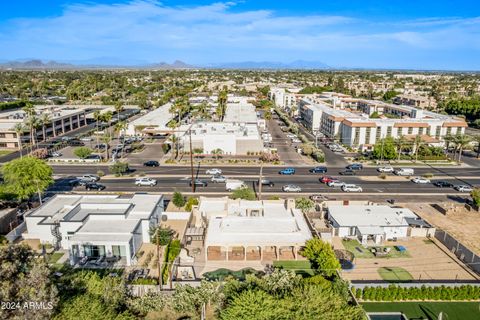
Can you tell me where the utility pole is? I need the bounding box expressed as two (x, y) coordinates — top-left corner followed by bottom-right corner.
(156, 228), (162, 290)
(189, 129), (195, 193)
(258, 161), (263, 200)
(380, 136), (385, 163)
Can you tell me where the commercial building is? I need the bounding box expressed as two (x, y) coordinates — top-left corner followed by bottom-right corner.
(23, 194), (164, 266)
(192, 197), (312, 262)
(327, 204), (434, 244)
(224, 96), (266, 129)
(178, 122), (263, 155)
(393, 94), (438, 110)
(125, 102), (173, 135)
(0, 105), (87, 149)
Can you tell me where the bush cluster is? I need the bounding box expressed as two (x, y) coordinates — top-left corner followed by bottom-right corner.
(353, 285), (480, 301)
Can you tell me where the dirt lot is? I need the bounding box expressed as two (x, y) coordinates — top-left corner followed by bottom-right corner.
(335, 237), (479, 281)
(403, 202), (480, 256)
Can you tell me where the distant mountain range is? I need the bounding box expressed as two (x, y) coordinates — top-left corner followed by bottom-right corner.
(0, 59), (330, 70)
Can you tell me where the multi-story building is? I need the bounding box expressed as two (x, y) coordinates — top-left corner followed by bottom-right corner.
(0, 105), (87, 149)
(393, 94), (438, 110)
(23, 194), (164, 266)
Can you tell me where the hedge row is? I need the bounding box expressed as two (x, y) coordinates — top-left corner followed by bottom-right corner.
(353, 285), (480, 301)
(0, 100), (28, 111)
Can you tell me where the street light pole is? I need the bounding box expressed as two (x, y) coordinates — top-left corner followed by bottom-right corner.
(189, 129), (195, 193)
(258, 161), (263, 200)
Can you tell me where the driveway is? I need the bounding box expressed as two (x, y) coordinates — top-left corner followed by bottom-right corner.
(268, 119), (311, 166)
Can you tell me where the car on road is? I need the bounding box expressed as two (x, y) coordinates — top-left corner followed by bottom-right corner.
(206, 168), (222, 175)
(394, 168), (414, 176)
(339, 169), (356, 176)
(68, 139), (85, 146)
(377, 166), (394, 173)
(282, 184), (302, 192)
(80, 137), (93, 142)
(279, 168), (295, 175)
(341, 184), (363, 192)
(433, 180), (454, 188)
(135, 177), (157, 186)
(211, 175), (227, 183)
(319, 176), (336, 184)
(143, 160), (159, 167)
(51, 151), (62, 157)
(309, 166), (328, 174)
(66, 178), (81, 187)
(291, 138), (301, 143)
(309, 194), (328, 202)
(327, 180), (345, 187)
(226, 179), (246, 191)
(76, 174), (100, 182)
(255, 179), (275, 187)
(189, 179), (208, 187)
(411, 177), (431, 184)
(85, 182), (106, 191)
(454, 185), (473, 192)
(346, 163), (363, 170)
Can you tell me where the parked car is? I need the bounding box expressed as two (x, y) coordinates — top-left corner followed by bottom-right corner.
(255, 179), (275, 187)
(319, 176), (335, 184)
(282, 184), (302, 192)
(279, 168), (295, 175)
(377, 166), (394, 173)
(309, 194), (328, 201)
(85, 183), (106, 191)
(309, 166), (328, 174)
(327, 180), (345, 187)
(51, 151), (62, 157)
(346, 163), (363, 170)
(66, 178), (81, 187)
(433, 180), (454, 188)
(189, 179), (208, 187)
(80, 137), (93, 142)
(76, 174), (100, 182)
(454, 185), (473, 192)
(339, 169), (356, 176)
(206, 168), (222, 175)
(411, 177), (431, 184)
(341, 184), (363, 192)
(135, 178), (157, 186)
(394, 168), (414, 176)
(143, 160), (159, 167)
(226, 179), (246, 191)
(211, 175), (227, 183)
(95, 144), (108, 150)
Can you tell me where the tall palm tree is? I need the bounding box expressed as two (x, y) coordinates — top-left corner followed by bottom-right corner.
(24, 115), (39, 150)
(413, 135), (423, 162)
(114, 101), (124, 123)
(443, 134), (455, 157)
(102, 133), (112, 161)
(40, 113), (51, 142)
(395, 135), (408, 162)
(218, 89), (228, 121)
(22, 102), (36, 148)
(169, 135), (179, 159)
(472, 135), (480, 159)
(13, 123), (25, 158)
(93, 110), (102, 148)
(114, 121), (128, 159)
(453, 134), (471, 163)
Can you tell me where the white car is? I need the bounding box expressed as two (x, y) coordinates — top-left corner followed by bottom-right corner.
(51, 151), (62, 157)
(211, 175), (227, 183)
(327, 180), (345, 187)
(411, 177), (431, 184)
(282, 184), (302, 192)
(206, 168), (222, 175)
(291, 138), (301, 143)
(76, 174), (100, 182)
(454, 185), (473, 192)
(80, 137), (93, 142)
(341, 184), (363, 192)
(377, 166), (394, 173)
(135, 177), (157, 186)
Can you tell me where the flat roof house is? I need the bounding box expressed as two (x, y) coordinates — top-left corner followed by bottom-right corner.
(327, 204), (433, 245)
(193, 197), (312, 262)
(126, 102), (174, 135)
(23, 194), (164, 266)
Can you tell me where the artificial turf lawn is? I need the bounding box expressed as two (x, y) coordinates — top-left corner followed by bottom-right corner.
(378, 267), (413, 282)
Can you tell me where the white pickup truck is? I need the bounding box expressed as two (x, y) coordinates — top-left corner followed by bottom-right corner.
(226, 179), (246, 191)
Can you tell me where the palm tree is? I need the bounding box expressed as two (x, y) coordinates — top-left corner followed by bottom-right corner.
(443, 134), (455, 158)
(93, 110), (102, 148)
(453, 134), (471, 163)
(24, 115), (39, 151)
(114, 101), (124, 123)
(218, 89), (228, 121)
(395, 135), (408, 162)
(101, 133), (112, 161)
(413, 135), (423, 162)
(40, 113), (51, 142)
(114, 121), (128, 159)
(169, 135), (179, 159)
(13, 123), (25, 158)
(22, 102), (36, 148)
(472, 135), (480, 159)
(211, 148), (224, 160)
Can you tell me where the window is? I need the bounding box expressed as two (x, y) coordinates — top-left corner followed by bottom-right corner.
(354, 128), (360, 145)
(446, 127), (451, 135)
(0, 133), (5, 138)
(376, 127), (381, 141)
(419, 127), (424, 135)
(408, 127), (413, 134)
(435, 126), (441, 139)
(426, 126), (431, 135)
(386, 126), (392, 137)
(83, 245), (105, 257)
(365, 127), (371, 144)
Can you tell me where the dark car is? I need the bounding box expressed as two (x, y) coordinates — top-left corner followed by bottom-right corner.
(339, 169), (356, 176)
(189, 179), (208, 187)
(309, 166), (328, 174)
(68, 139), (85, 146)
(143, 160), (160, 167)
(255, 179), (274, 187)
(433, 181), (454, 188)
(346, 163), (363, 170)
(67, 178), (81, 187)
(85, 183), (106, 191)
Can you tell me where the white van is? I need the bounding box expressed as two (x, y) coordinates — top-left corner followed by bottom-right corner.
(394, 168), (414, 176)
(226, 179), (246, 191)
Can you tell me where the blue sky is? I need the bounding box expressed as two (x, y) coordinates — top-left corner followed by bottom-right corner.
(1, 1), (479, 70)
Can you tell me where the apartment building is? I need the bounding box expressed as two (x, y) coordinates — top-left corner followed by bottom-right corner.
(393, 94), (438, 110)
(224, 96), (266, 129)
(23, 194), (164, 266)
(0, 105), (87, 149)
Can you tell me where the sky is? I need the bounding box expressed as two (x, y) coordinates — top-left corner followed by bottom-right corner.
(1, 0), (480, 70)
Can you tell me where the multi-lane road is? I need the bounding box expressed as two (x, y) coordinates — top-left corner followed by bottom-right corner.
(49, 164), (480, 201)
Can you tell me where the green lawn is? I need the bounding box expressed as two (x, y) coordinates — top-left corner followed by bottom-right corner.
(203, 268), (258, 281)
(341, 239), (410, 259)
(0, 150), (13, 157)
(273, 260), (316, 276)
(362, 302), (480, 320)
(48, 252), (65, 264)
(378, 267), (413, 282)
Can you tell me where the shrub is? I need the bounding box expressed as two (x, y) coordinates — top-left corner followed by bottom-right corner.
(185, 197), (199, 211)
(109, 162), (129, 176)
(97, 170), (105, 177)
(423, 173), (434, 178)
(74, 146), (93, 159)
(172, 191), (186, 208)
(31, 148), (48, 159)
(379, 173), (387, 179)
(356, 285), (480, 301)
(230, 187), (256, 200)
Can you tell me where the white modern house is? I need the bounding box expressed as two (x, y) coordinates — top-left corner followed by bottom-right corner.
(327, 204), (433, 245)
(224, 97), (266, 129)
(23, 194), (164, 266)
(125, 102), (174, 135)
(192, 197), (312, 262)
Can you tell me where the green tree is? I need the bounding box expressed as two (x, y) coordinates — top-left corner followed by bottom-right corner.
(471, 188), (480, 207)
(14, 123), (26, 157)
(185, 197), (199, 211)
(173, 281), (223, 318)
(230, 187), (256, 200)
(0, 244), (58, 320)
(472, 135), (480, 158)
(2, 156), (53, 203)
(300, 143), (314, 156)
(220, 289), (282, 320)
(395, 135), (409, 161)
(74, 146), (93, 159)
(149, 226), (174, 246)
(382, 90), (398, 101)
(452, 134), (471, 163)
(211, 148), (224, 160)
(172, 191), (186, 208)
(301, 238), (341, 278)
(372, 137), (398, 160)
(295, 197), (315, 213)
(109, 161), (129, 176)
